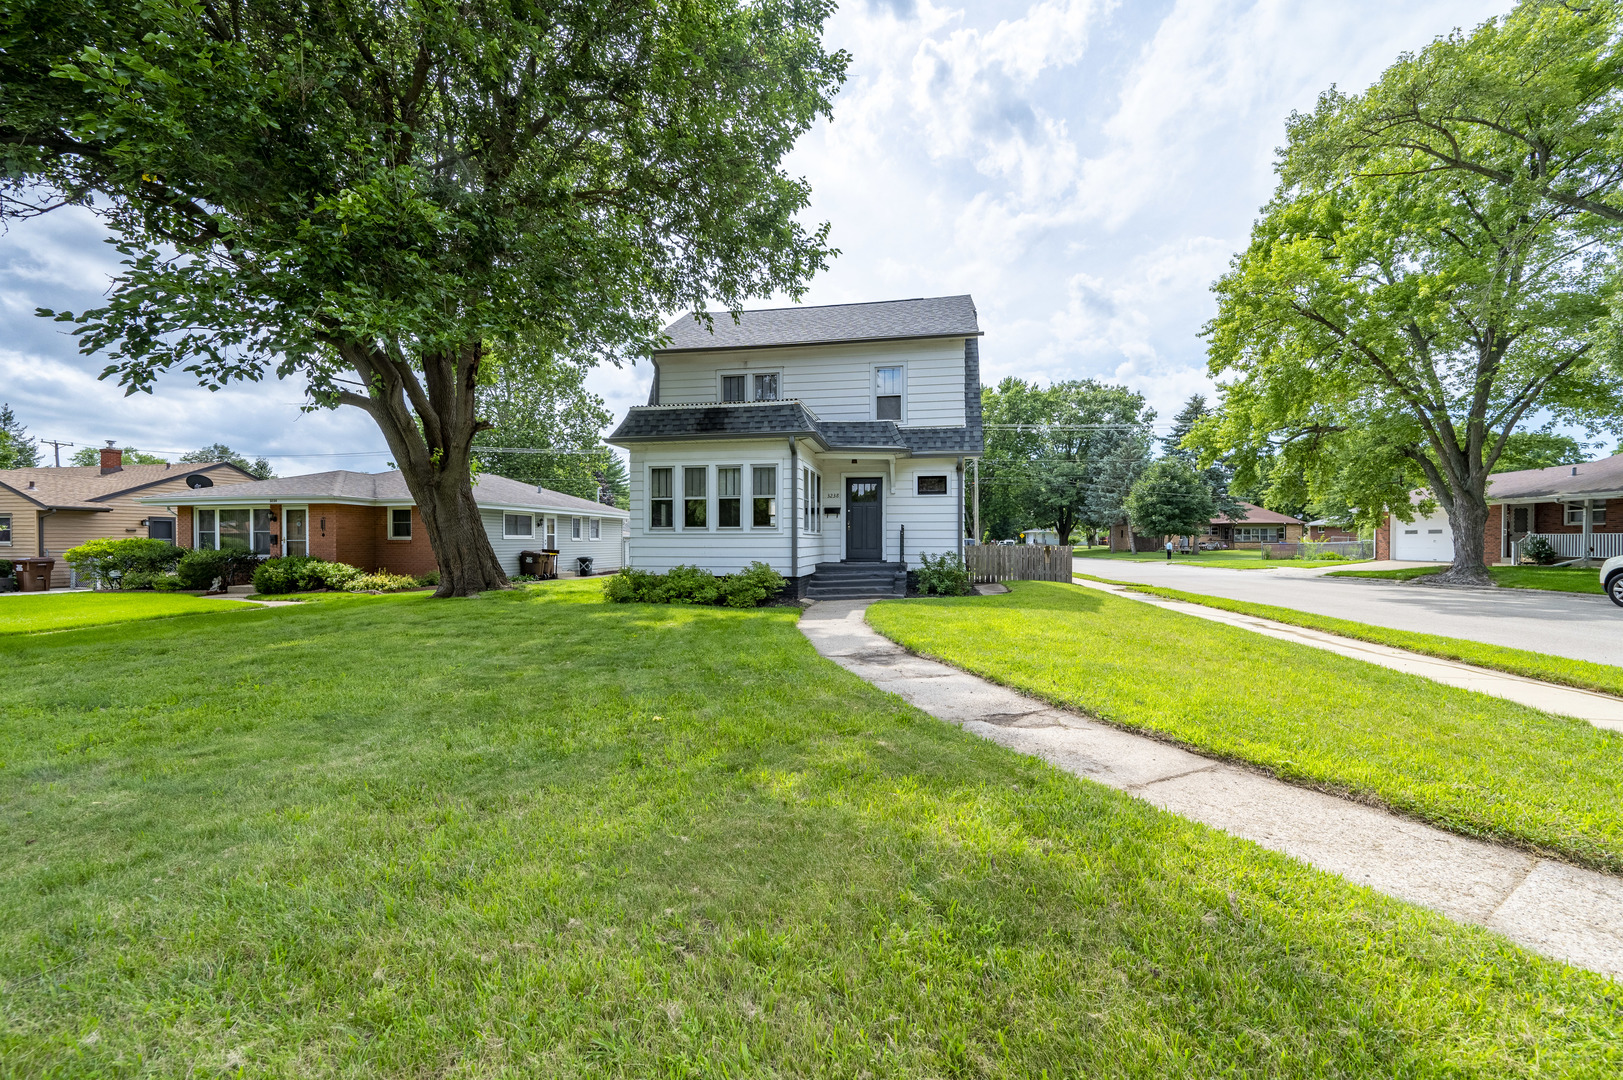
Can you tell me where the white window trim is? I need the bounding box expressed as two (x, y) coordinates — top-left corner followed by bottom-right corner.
(751, 462), (780, 530)
(571, 516), (582, 541)
(0, 512), (11, 546)
(280, 506), (310, 557)
(388, 507), (414, 541)
(194, 506), (263, 551)
(872, 362), (907, 424)
(715, 369), (785, 403)
(503, 513), (536, 540)
(589, 517), (601, 541)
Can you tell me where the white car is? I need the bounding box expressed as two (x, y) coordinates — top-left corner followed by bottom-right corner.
(1603, 555), (1623, 608)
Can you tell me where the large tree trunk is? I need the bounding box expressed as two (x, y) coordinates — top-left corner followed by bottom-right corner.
(1433, 491), (1492, 586)
(338, 341), (511, 598)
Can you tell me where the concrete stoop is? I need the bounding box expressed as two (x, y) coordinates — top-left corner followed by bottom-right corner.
(797, 599), (1623, 981)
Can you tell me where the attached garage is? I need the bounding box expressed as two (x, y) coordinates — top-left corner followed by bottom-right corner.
(1390, 509), (1453, 562)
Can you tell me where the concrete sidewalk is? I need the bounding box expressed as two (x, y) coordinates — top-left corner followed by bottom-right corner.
(1073, 576), (1623, 730)
(798, 599), (1623, 981)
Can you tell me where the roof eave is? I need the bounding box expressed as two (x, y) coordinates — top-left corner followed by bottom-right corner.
(652, 330), (983, 357)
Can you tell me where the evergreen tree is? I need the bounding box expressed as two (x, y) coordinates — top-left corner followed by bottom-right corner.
(0, 403), (40, 469)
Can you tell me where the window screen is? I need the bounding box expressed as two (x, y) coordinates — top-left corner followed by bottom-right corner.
(717, 466), (742, 528)
(684, 467), (707, 528)
(722, 375), (745, 402)
(875, 366), (903, 420)
(650, 468), (674, 528)
(390, 508), (413, 539)
(917, 475), (948, 495)
(505, 514), (533, 538)
(752, 465), (777, 527)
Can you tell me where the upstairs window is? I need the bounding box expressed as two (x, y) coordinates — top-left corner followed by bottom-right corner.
(752, 465), (777, 527)
(753, 373), (779, 401)
(650, 468), (674, 528)
(684, 467), (708, 528)
(721, 375), (746, 402)
(390, 508), (413, 540)
(718, 466), (742, 528)
(875, 366), (903, 420)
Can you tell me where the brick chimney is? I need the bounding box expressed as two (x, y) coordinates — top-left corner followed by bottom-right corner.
(100, 442), (123, 474)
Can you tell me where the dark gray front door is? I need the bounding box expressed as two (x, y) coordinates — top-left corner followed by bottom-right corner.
(846, 478), (883, 561)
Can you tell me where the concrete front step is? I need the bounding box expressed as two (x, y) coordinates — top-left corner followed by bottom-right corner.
(807, 560), (906, 600)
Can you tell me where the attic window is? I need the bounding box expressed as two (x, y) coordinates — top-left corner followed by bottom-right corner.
(753, 373), (779, 401)
(722, 375), (745, 402)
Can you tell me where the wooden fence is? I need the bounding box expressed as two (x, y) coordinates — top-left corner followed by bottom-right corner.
(966, 544), (1073, 583)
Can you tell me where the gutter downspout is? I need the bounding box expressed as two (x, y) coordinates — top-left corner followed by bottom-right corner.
(789, 437), (799, 585)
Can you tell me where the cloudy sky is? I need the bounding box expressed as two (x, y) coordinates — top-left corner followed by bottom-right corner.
(0, 0), (1513, 472)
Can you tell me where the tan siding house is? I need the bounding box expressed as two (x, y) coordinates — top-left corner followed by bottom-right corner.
(0, 449), (257, 586)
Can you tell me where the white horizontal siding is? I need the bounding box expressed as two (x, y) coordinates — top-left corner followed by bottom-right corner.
(626, 441), (962, 577)
(480, 509), (626, 577)
(655, 337), (968, 428)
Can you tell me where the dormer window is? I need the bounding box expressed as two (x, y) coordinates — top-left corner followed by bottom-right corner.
(875, 365), (903, 420)
(753, 373), (779, 401)
(722, 375), (745, 402)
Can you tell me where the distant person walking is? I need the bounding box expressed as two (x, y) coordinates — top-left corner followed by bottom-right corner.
(1165, 539), (1173, 561)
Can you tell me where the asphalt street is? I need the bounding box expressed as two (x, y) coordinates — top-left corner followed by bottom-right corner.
(1072, 559), (1623, 667)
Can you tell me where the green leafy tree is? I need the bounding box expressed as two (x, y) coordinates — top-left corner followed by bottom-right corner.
(69, 444), (167, 466)
(975, 378), (1154, 545)
(1124, 460), (1217, 546)
(0, 403), (41, 469)
(1163, 394), (1245, 522)
(1195, 1), (1623, 585)
(3, 0), (846, 595)
(1493, 431), (1593, 472)
(179, 444), (274, 479)
(472, 343), (616, 503)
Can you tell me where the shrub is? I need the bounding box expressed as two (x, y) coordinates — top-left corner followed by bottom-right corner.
(720, 561), (786, 608)
(1521, 535), (1558, 565)
(0, 558), (12, 578)
(415, 569), (440, 587)
(353, 570), (420, 592)
(603, 563), (784, 608)
(915, 552), (970, 596)
(663, 564), (721, 605)
(253, 556), (328, 595)
(63, 537), (183, 589)
(177, 548), (263, 590)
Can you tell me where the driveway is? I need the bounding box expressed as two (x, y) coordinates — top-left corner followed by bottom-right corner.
(1073, 558), (1623, 667)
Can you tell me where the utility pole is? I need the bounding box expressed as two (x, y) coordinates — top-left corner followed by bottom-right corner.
(41, 439), (73, 467)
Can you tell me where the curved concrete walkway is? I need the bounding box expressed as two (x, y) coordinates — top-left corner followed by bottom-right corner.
(799, 599), (1623, 981)
(1072, 576), (1623, 731)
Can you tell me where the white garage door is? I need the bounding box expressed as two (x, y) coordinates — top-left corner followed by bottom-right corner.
(1391, 510), (1454, 562)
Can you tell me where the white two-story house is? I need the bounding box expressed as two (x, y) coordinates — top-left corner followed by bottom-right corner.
(607, 295), (984, 598)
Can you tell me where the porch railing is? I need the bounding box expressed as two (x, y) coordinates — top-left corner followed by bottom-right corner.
(1510, 532), (1623, 563)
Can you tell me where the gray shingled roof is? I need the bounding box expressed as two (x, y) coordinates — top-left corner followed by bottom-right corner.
(1486, 453), (1623, 500)
(609, 405), (983, 457)
(142, 469), (627, 516)
(657, 295), (981, 353)
(0, 461), (254, 510)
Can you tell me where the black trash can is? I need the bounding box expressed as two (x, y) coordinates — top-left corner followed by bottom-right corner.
(518, 550), (542, 577)
(576, 555), (594, 577)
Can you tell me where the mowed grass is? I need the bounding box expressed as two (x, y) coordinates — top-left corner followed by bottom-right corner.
(2, 583), (1620, 1075)
(1330, 565), (1605, 593)
(1117, 582), (1623, 698)
(0, 590), (250, 635)
(868, 582), (1623, 872)
(1073, 547), (1365, 570)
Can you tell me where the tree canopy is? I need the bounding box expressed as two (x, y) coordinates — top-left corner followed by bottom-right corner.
(3, 0), (846, 593)
(0, 404), (40, 469)
(180, 444), (275, 479)
(69, 444), (167, 467)
(1193, 0), (1623, 583)
(1124, 460), (1217, 543)
(471, 343), (617, 504)
(976, 378), (1154, 545)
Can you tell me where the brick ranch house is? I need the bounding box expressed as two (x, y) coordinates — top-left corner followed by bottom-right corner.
(1374, 452), (1623, 564)
(0, 447), (256, 587)
(1109, 501), (1305, 552)
(142, 469), (629, 578)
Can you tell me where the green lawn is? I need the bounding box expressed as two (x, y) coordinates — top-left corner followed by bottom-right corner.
(0, 590), (250, 635)
(1074, 546), (1365, 570)
(1113, 582), (1623, 698)
(1329, 565), (1605, 594)
(869, 582), (1623, 873)
(2, 581), (1618, 1074)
